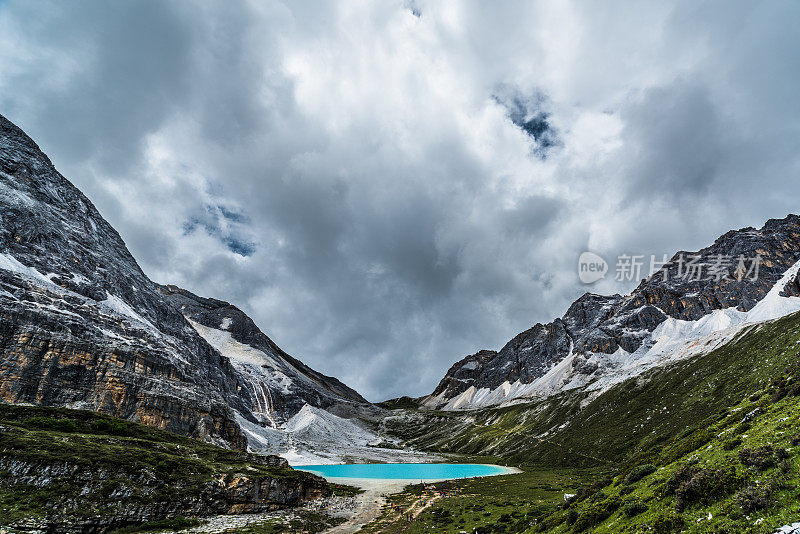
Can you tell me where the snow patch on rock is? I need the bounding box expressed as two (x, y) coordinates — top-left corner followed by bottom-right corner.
(102, 292), (156, 330)
(430, 260), (800, 411)
(0, 252), (54, 286)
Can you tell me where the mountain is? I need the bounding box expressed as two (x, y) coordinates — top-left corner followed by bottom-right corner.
(377, 304), (800, 533)
(0, 112), (375, 457)
(423, 215), (800, 410)
(159, 285), (371, 422)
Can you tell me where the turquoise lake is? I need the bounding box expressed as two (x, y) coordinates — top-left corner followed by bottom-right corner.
(293, 463), (509, 480)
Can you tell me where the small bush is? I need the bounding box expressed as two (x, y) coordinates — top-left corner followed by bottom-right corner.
(661, 429), (715, 463)
(622, 498), (648, 517)
(722, 437), (742, 450)
(779, 459), (792, 474)
(664, 465), (701, 496)
(791, 434), (800, 446)
(673, 467), (746, 512)
(566, 509), (579, 525)
(115, 516), (200, 533)
(572, 497), (620, 532)
(624, 464), (656, 485)
(535, 511), (566, 533)
(739, 446), (776, 470)
(90, 418), (129, 435)
(618, 485), (634, 496)
(651, 513), (685, 534)
(574, 477), (612, 503)
(25, 416), (78, 432)
(736, 484), (774, 513)
(771, 387), (788, 403)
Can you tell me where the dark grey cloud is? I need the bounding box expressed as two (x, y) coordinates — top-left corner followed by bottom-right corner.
(1, 1), (799, 400)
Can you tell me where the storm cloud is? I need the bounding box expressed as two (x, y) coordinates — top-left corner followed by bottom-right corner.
(1, 1), (798, 400)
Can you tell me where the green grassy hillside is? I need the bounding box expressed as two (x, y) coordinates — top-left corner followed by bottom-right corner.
(371, 312), (800, 533)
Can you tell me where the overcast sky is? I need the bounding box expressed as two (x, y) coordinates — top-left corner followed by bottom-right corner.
(1, 1), (798, 401)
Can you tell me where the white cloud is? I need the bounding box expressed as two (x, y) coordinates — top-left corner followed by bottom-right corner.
(0, 0), (798, 400)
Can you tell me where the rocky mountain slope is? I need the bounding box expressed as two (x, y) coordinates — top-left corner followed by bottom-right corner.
(423, 215), (800, 410)
(160, 285), (369, 423)
(0, 112), (376, 457)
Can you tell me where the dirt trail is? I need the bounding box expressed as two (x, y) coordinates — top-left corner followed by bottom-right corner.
(321, 479), (410, 534)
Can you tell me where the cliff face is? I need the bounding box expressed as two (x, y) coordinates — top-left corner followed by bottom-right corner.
(0, 113), (371, 450)
(160, 285), (374, 425)
(0, 113), (253, 449)
(426, 215), (800, 408)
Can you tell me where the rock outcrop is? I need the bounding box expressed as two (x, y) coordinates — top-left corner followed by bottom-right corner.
(161, 284), (377, 425)
(0, 404), (328, 532)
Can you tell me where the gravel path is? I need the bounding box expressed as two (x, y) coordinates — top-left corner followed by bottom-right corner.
(319, 479), (411, 534)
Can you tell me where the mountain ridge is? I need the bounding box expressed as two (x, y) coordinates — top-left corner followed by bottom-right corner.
(423, 215), (800, 410)
(0, 112), (373, 453)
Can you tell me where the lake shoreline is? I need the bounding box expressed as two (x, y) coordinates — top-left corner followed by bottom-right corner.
(294, 462), (522, 481)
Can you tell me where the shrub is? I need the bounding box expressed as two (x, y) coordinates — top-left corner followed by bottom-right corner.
(661, 429), (715, 463)
(618, 485), (634, 496)
(574, 477), (612, 503)
(622, 498), (648, 517)
(736, 483), (774, 513)
(572, 496), (620, 532)
(566, 509), (579, 525)
(25, 416), (78, 432)
(535, 512), (566, 533)
(115, 516), (200, 533)
(587, 491), (607, 503)
(664, 465), (701, 496)
(624, 464), (656, 485)
(651, 514), (685, 534)
(791, 434), (800, 446)
(739, 446), (776, 470)
(771, 387), (788, 403)
(673, 467), (746, 512)
(779, 459), (792, 474)
(90, 418), (129, 435)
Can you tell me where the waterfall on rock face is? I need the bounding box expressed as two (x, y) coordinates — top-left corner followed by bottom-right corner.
(242, 365), (277, 429)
